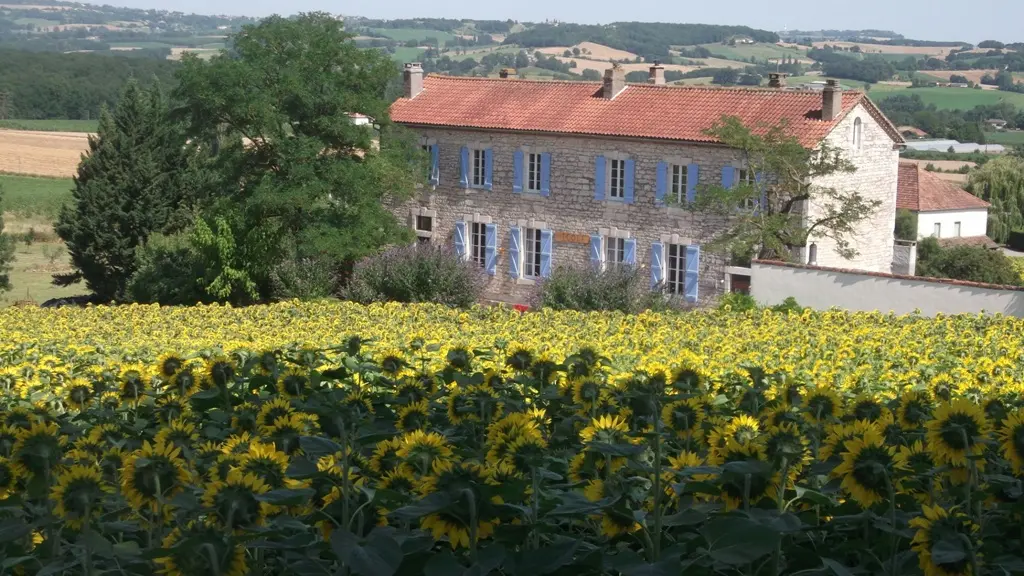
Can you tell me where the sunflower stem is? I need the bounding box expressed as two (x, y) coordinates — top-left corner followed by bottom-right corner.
(883, 470), (898, 576)
(773, 457), (789, 576)
(652, 393), (663, 562)
(743, 473), (752, 512)
(462, 488), (479, 564)
(530, 467), (540, 550)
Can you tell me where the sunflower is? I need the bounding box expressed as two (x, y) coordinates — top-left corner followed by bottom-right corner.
(99, 447), (126, 484)
(204, 355), (236, 388)
(803, 387), (842, 424)
(397, 400), (430, 432)
(229, 402), (259, 435)
(50, 464), (111, 530)
(764, 422), (810, 476)
(155, 353), (186, 379)
(155, 525), (247, 576)
(707, 439), (772, 511)
(64, 379), (93, 411)
(368, 438), (403, 475)
(202, 468), (272, 530)
(661, 398), (704, 439)
(262, 413), (316, 454)
(898, 390), (933, 430)
(99, 392), (121, 411)
(834, 426), (900, 508)
(925, 399), (991, 468)
(221, 432), (255, 455)
(580, 414), (632, 446)
(395, 377), (429, 403)
(256, 398), (294, 430)
(505, 345), (534, 371)
(11, 421), (65, 479)
(568, 452), (626, 484)
(725, 414), (761, 445)
(663, 450), (704, 500)
(118, 367), (148, 406)
(582, 478), (642, 538)
(894, 441), (938, 502)
(847, 395), (885, 423)
(502, 431), (548, 476)
(485, 412), (542, 466)
(374, 348), (407, 377)
(446, 384), (502, 425)
(396, 430), (454, 474)
(168, 368), (199, 397)
(342, 389), (375, 417)
(910, 504), (978, 576)
(418, 460), (500, 549)
(122, 441), (191, 515)
(154, 419), (199, 453)
(0, 457), (16, 498)
(571, 378), (606, 411)
(276, 369), (310, 399)
(0, 424), (19, 457)
(239, 441), (291, 489)
(998, 411), (1024, 475)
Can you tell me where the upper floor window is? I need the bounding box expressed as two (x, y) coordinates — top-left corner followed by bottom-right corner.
(670, 164), (688, 203)
(472, 149), (487, 188)
(736, 168), (757, 210)
(608, 158), (626, 199)
(526, 153), (542, 193)
(853, 118), (863, 150)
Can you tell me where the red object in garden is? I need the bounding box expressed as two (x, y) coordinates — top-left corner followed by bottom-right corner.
(513, 304), (530, 313)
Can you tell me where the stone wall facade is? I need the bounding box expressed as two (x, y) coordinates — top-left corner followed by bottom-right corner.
(394, 109), (898, 303)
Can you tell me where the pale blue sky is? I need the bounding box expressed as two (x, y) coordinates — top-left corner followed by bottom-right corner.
(112, 0), (1019, 44)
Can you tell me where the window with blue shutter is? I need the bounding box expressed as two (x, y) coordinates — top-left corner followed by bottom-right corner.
(684, 245), (700, 303)
(650, 241), (664, 289)
(589, 234), (602, 269)
(454, 221), (467, 260)
(594, 156), (606, 201)
(540, 153), (552, 197)
(655, 162), (667, 206)
(429, 144), (440, 186)
(623, 159), (635, 204)
(484, 149), (494, 191)
(721, 166), (735, 189)
(540, 229), (552, 278)
(485, 223), (497, 275)
(624, 238), (636, 266)
(460, 147), (470, 188)
(686, 163), (699, 203)
(513, 150), (524, 193)
(508, 227), (521, 277)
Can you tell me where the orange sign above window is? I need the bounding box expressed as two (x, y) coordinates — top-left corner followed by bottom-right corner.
(554, 232), (590, 245)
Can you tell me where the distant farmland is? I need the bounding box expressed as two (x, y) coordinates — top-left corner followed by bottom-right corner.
(870, 85), (1024, 110)
(0, 130), (90, 178)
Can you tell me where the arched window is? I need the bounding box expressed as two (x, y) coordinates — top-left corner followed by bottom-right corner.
(853, 118), (863, 150)
(808, 242), (818, 266)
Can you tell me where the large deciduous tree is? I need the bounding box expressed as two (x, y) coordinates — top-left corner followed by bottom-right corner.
(171, 12), (420, 301)
(683, 116), (880, 263)
(54, 78), (206, 301)
(967, 155), (1024, 243)
(0, 186), (14, 293)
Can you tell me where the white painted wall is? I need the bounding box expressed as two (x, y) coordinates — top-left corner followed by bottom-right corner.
(751, 261), (1024, 317)
(916, 208), (988, 239)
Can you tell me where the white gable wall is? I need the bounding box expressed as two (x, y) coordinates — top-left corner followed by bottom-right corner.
(806, 103), (899, 272)
(916, 208), (988, 239)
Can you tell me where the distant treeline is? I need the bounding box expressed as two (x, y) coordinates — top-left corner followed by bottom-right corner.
(504, 22), (779, 62)
(879, 93), (1024, 144)
(0, 49), (178, 119)
(353, 18), (513, 34)
(853, 38), (970, 48)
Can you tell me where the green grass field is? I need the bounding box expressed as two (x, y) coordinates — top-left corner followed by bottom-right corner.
(869, 86), (1024, 110)
(366, 28), (459, 46)
(13, 17), (60, 28)
(0, 174), (73, 219)
(986, 131), (1024, 146)
(0, 119), (97, 132)
(694, 42), (807, 62)
(391, 46), (425, 63)
(0, 239), (81, 307)
(108, 41), (173, 49)
(785, 76), (867, 89)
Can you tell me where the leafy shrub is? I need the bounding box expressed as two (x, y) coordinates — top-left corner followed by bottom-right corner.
(1007, 230), (1024, 252)
(894, 208), (919, 241)
(916, 236), (1022, 286)
(270, 257), (339, 301)
(345, 245), (484, 308)
(717, 292), (757, 312)
(770, 296), (805, 314)
(126, 232), (212, 305)
(535, 265), (675, 313)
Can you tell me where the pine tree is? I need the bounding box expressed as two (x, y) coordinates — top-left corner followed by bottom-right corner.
(55, 78), (205, 301)
(0, 186), (14, 293)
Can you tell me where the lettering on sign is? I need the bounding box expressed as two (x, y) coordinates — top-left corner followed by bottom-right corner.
(554, 232), (591, 245)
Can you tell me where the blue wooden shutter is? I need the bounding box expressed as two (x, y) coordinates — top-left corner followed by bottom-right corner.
(459, 147), (470, 187)
(454, 221), (467, 260)
(484, 149), (494, 190)
(624, 159), (635, 204)
(655, 161), (667, 206)
(540, 229), (553, 278)
(508, 226), (521, 278)
(650, 241), (664, 289)
(624, 238), (636, 266)
(589, 234), (602, 269)
(485, 223), (497, 275)
(540, 153), (552, 197)
(594, 156), (606, 201)
(686, 163), (699, 203)
(512, 150), (524, 193)
(684, 245), (700, 303)
(721, 166), (735, 189)
(430, 144), (440, 186)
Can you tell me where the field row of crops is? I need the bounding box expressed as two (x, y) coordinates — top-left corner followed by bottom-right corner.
(0, 302), (1022, 574)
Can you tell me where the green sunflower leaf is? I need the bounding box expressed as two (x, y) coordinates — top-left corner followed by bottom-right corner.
(930, 537), (967, 565)
(700, 516), (780, 566)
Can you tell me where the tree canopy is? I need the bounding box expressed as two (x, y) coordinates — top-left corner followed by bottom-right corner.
(0, 186), (14, 293)
(967, 155), (1024, 243)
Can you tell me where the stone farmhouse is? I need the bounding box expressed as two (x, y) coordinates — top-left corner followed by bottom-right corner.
(896, 161), (990, 242)
(389, 63), (904, 304)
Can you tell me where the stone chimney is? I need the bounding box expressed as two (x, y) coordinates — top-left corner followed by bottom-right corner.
(603, 65), (626, 99)
(403, 62), (424, 99)
(822, 79), (842, 121)
(648, 61), (665, 85)
(768, 72), (788, 88)
(499, 68), (516, 79)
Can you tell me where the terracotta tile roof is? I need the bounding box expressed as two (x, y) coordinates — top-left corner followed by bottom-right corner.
(938, 235), (999, 249)
(390, 76), (902, 147)
(897, 162), (989, 212)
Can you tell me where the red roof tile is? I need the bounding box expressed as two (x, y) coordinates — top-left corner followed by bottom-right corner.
(897, 162), (989, 211)
(390, 76), (901, 147)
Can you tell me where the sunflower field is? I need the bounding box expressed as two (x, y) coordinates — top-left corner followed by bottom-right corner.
(1, 301), (1024, 576)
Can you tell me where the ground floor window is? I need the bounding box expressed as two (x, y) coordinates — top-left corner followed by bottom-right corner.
(666, 243), (687, 295)
(470, 222), (487, 268)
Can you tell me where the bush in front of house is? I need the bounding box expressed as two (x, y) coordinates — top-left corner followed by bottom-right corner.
(916, 236), (1022, 286)
(345, 245), (485, 308)
(535, 265), (676, 313)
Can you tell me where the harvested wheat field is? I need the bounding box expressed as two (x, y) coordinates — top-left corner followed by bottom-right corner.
(561, 58), (699, 75)
(925, 70), (1004, 84)
(811, 41), (962, 57)
(0, 130), (90, 178)
(538, 42), (639, 61)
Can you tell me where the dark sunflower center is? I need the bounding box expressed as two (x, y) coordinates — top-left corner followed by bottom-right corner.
(851, 446), (892, 495)
(903, 401), (930, 425)
(19, 435), (61, 473)
(209, 362), (234, 387)
(121, 379), (144, 398)
(245, 460), (286, 488)
(1011, 426), (1024, 456)
(579, 382), (600, 401)
(807, 397), (834, 420)
(282, 375), (307, 396)
(507, 351), (533, 371)
(671, 408), (696, 430)
(63, 479), (104, 515)
(132, 459), (179, 499)
(401, 410), (428, 430)
(854, 402), (882, 421)
(784, 387), (802, 406)
(160, 358), (183, 378)
(172, 536), (236, 576)
(70, 386), (92, 404)
(939, 413), (981, 450)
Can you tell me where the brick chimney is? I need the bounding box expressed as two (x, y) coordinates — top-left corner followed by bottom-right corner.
(499, 68), (516, 79)
(822, 79), (842, 121)
(648, 61), (665, 85)
(403, 62), (424, 99)
(603, 65), (626, 99)
(768, 72), (788, 88)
